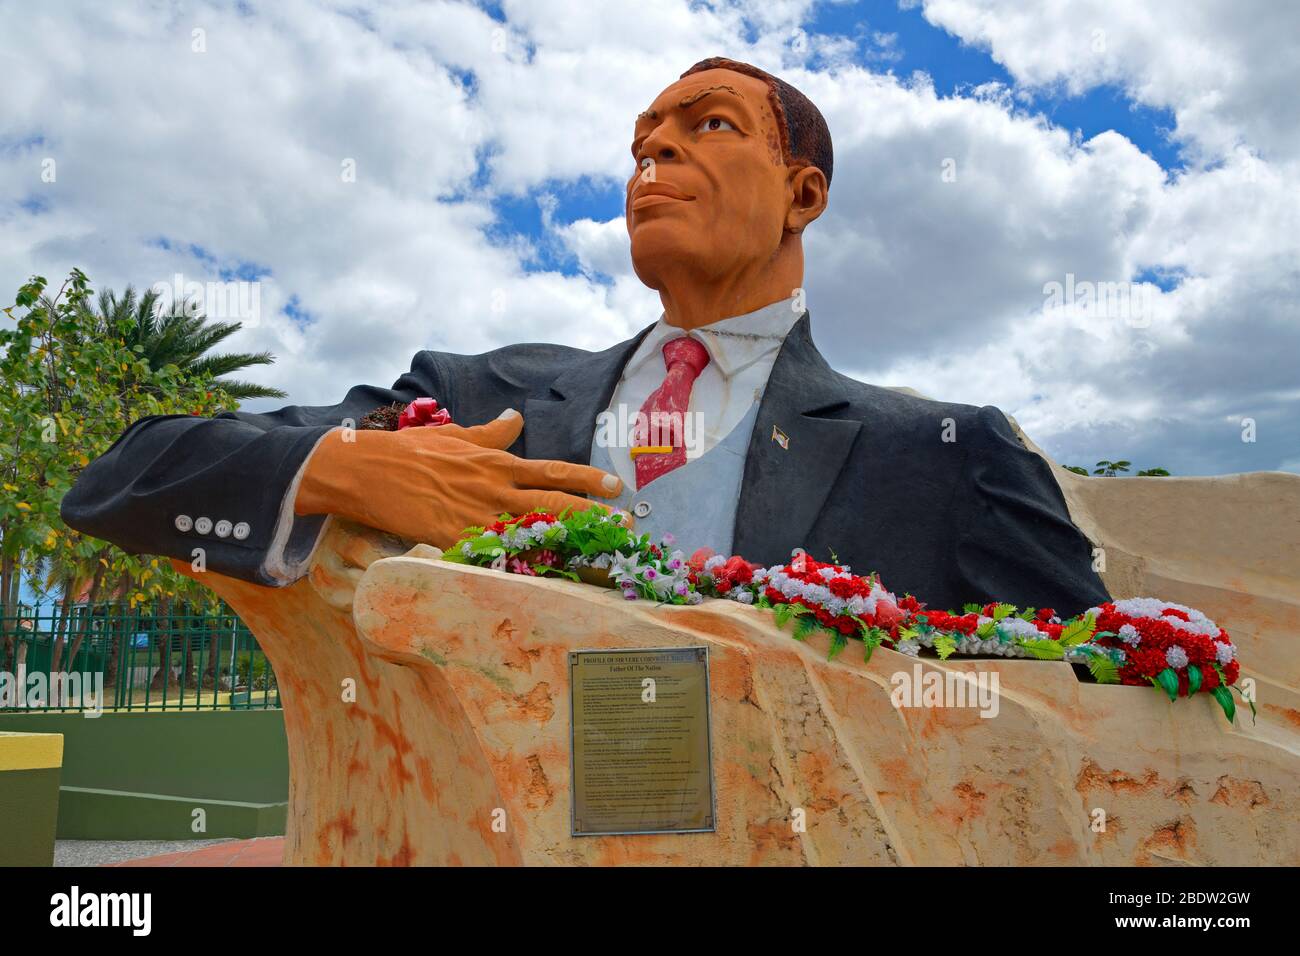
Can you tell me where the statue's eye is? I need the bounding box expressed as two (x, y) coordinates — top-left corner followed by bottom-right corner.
(695, 117), (735, 134)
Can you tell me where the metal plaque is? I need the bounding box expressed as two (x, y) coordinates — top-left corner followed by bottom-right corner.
(569, 647), (716, 837)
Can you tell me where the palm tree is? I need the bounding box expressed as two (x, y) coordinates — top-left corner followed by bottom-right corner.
(85, 286), (286, 401)
(1093, 459), (1131, 477)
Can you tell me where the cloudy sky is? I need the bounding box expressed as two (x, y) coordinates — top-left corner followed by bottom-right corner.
(3, 0), (1297, 475)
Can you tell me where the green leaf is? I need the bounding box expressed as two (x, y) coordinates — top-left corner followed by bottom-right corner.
(1152, 668), (1180, 702)
(827, 630), (847, 661)
(792, 615), (819, 642)
(1017, 639), (1065, 660)
(1212, 685), (1236, 723)
(962, 603), (982, 614)
(1229, 683), (1257, 722)
(533, 566), (580, 583)
(1186, 664), (1202, 696)
(773, 603), (797, 629)
(1058, 614), (1096, 646)
(861, 627), (885, 664)
(932, 633), (957, 660)
(991, 603), (1017, 621)
(976, 621), (997, 639)
(1085, 653), (1120, 684)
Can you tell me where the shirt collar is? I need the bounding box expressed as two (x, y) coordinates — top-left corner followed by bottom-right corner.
(624, 296), (804, 380)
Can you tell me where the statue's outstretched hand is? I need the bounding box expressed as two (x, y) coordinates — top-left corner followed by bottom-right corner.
(295, 408), (624, 547)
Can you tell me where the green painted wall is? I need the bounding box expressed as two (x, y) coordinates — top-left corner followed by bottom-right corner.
(0, 710), (287, 801)
(0, 710), (288, 840)
(0, 766), (61, 865)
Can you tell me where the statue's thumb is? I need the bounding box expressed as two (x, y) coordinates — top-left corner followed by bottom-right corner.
(439, 408), (523, 450)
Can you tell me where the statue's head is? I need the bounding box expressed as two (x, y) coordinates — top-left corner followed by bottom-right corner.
(627, 57), (832, 299)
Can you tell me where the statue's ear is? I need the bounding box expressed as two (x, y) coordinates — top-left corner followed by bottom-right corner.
(785, 165), (829, 234)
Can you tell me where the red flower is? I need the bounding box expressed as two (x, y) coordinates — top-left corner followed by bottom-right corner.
(722, 556), (757, 585)
(688, 547), (716, 574)
(872, 596), (905, 632)
(516, 511), (557, 528)
(1036, 607), (1056, 622)
(397, 397), (452, 430)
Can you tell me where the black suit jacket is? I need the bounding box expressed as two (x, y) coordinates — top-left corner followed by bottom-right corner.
(61, 314), (1109, 613)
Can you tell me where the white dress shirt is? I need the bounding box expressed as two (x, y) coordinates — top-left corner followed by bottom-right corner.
(603, 295), (804, 491)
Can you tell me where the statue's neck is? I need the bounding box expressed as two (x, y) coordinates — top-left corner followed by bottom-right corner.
(659, 241), (804, 331)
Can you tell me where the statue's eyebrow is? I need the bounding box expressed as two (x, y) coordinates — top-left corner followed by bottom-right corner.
(677, 85), (744, 108)
(636, 85), (745, 125)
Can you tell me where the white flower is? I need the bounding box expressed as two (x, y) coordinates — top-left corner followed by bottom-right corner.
(609, 552), (642, 584)
(1216, 642), (1236, 664)
(751, 568), (768, 585)
(733, 590), (754, 605)
(1165, 645), (1189, 669)
(894, 639), (920, 657)
(1118, 623), (1141, 646)
(1110, 598), (1219, 636)
(703, 555), (726, 573)
(994, 618), (1040, 641)
(847, 595), (868, 617)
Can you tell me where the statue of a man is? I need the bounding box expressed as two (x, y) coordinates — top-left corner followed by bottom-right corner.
(62, 57), (1109, 613)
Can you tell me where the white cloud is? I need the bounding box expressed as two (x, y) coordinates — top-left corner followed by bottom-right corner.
(0, 0), (1296, 476)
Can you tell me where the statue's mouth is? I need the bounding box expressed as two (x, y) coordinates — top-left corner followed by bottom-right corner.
(631, 183), (695, 211)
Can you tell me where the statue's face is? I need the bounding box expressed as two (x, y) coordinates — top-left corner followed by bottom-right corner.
(626, 68), (794, 290)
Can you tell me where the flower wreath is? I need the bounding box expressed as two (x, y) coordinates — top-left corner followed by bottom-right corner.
(442, 507), (1253, 724)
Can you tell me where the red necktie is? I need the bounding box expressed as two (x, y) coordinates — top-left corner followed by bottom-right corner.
(634, 336), (710, 490)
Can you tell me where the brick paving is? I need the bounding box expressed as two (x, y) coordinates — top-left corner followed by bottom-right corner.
(106, 836), (284, 867)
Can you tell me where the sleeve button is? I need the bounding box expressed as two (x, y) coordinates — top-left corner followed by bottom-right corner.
(195, 517), (213, 535)
(215, 519), (232, 538)
(232, 521), (250, 540)
(174, 514), (193, 532)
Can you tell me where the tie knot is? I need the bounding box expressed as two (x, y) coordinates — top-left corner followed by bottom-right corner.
(662, 336), (710, 377)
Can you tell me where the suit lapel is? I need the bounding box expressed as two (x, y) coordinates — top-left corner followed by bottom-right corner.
(523, 324), (655, 464)
(732, 314), (862, 562)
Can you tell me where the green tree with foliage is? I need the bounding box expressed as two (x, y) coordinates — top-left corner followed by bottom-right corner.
(1064, 460), (1172, 477)
(83, 286), (285, 401)
(0, 269), (252, 698)
(1093, 459), (1132, 477)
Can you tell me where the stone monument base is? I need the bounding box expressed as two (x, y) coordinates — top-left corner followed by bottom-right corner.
(186, 517), (1298, 866)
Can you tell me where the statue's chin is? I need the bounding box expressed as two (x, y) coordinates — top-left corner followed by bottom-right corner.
(630, 230), (704, 291)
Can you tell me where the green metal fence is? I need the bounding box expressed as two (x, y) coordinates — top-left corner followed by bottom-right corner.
(0, 603), (280, 712)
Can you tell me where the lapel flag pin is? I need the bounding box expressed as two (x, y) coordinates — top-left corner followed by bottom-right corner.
(771, 425), (789, 450)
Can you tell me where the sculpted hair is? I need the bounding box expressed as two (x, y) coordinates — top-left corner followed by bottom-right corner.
(681, 56), (834, 188)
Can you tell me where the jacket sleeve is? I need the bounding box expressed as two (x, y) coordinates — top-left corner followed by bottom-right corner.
(952, 405), (1111, 616)
(60, 352), (449, 587)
